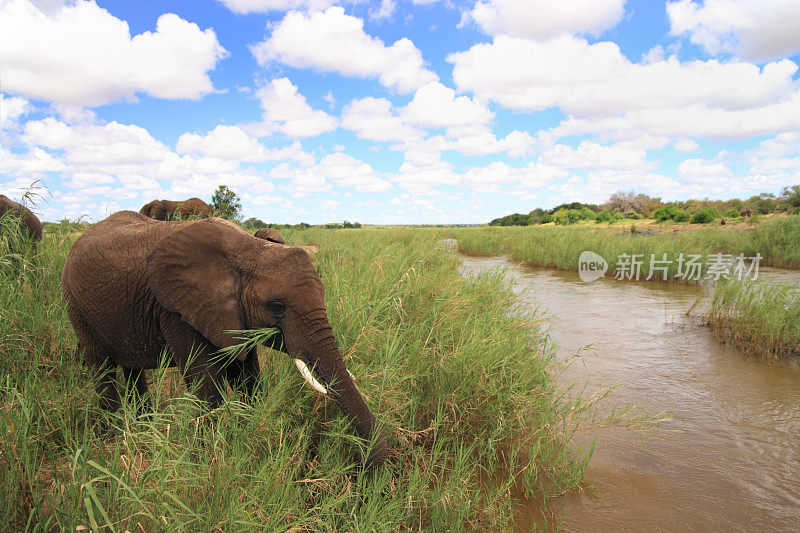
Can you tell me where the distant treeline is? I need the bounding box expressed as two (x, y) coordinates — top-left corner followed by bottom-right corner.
(243, 218), (362, 230)
(490, 185), (800, 226)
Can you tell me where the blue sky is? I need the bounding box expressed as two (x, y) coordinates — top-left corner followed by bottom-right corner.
(1, 0), (800, 224)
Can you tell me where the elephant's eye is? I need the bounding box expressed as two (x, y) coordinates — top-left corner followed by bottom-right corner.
(266, 300), (287, 317)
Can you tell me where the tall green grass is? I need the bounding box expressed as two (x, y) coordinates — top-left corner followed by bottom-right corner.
(1, 226), (592, 530)
(445, 216), (800, 280)
(705, 280), (800, 360)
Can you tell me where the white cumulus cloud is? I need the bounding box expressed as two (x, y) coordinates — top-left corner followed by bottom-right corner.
(252, 7), (437, 93)
(471, 0), (625, 40)
(252, 78), (337, 138)
(449, 34), (800, 141)
(0, 0), (227, 106)
(341, 97), (423, 143)
(216, 0), (334, 14)
(668, 0), (800, 62)
(402, 81), (493, 128)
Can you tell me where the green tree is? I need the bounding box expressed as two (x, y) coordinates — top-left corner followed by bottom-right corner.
(779, 185), (800, 208)
(210, 185), (242, 221)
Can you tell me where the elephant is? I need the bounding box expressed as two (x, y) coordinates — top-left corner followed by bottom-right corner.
(139, 198), (213, 220)
(254, 227), (285, 244)
(0, 194), (43, 243)
(61, 211), (387, 468)
(741, 209), (752, 218)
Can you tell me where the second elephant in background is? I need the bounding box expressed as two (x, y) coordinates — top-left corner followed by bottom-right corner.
(254, 227), (285, 244)
(139, 198), (213, 221)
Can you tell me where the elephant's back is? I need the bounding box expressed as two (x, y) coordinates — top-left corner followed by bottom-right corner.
(0, 195), (41, 240)
(62, 211), (188, 298)
(62, 211), (189, 361)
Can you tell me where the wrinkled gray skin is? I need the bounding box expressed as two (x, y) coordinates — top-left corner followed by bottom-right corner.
(139, 198), (212, 220)
(0, 194), (43, 242)
(62, 211), (387, 468)
(254, 227), (285, 244)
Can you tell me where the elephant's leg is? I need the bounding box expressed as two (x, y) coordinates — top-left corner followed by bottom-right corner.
(160, 314), (226, 407)
(96, 361), (121, 412)
(122, 367), (151, 412)
(69, 307), (121, 412)
(225, 348), (260, 400)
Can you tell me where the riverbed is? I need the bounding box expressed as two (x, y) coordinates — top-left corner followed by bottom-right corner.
(459, 256), (800, 532)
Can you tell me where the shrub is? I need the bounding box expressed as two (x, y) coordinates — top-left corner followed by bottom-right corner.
(578, 207), (596, 221)
(793, 207), (800, 216)
(552, 208), (584, 225)
(673, 210), (691, 223)
(723, 209), (741, 219)
(691, 208), (720, 224)
(595, 210), (612, 223)
(539, 213), (553, 224)
(655, 204), (692, 223)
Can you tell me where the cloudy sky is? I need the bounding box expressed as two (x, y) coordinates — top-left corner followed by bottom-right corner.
(1, 0), (800, 224)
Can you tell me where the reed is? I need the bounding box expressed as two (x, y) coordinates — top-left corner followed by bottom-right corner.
(705, 280), (800, 360)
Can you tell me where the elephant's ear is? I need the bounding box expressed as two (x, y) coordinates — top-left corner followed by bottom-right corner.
(146, 219), (245, 349)
(140, 201), (154, 217)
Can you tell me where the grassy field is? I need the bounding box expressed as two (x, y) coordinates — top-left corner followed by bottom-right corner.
(0, 225), (595, 531)
(704, 280), (800, 361)
(444, 215), (800, 280)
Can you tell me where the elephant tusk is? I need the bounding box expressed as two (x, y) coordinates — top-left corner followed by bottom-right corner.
(348, 369), (355, 380)
(294, 359), (327, 395)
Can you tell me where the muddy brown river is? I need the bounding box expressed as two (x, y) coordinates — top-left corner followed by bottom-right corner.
(459, 256), (800, 532)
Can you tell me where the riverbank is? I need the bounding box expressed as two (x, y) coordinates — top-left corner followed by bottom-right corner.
(0, 226), (590, 530)
(445, 215), (800, 280)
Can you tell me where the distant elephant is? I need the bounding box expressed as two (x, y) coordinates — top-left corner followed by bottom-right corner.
(139, 198), (212, 220)
(254, 227), (285, 244)
(0, 194), (43, 243)
(741, 209), (752, 218)
(61, 212), (386, 467)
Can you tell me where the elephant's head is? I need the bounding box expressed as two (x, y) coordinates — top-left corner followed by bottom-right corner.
(146, 218), (386, 467)
(139, 200), (158, 218)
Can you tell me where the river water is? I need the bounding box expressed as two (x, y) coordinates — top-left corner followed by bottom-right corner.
(459, 256), (800, 532)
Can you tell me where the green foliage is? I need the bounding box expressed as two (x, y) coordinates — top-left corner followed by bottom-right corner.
(488, 213), (532, 226)
(489, 184), (800, 224)
(779, 185), (800, 208)
(243, 217), (267, 230)
(210, 185), (242, 221)
(793, 207), (800, 216)
(723, 209), (741, 219)
(654, 204), (691, 223)
(673, 210), (691, 223)
(539, 213), (553, 224)
(691, 208), (720, 224)
(595, 210), (612, 223)
(550, 202), (598, 213)
(578, 207), (596, 220)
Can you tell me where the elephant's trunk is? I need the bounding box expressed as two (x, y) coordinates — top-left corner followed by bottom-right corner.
(307, 340), (387, 469)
